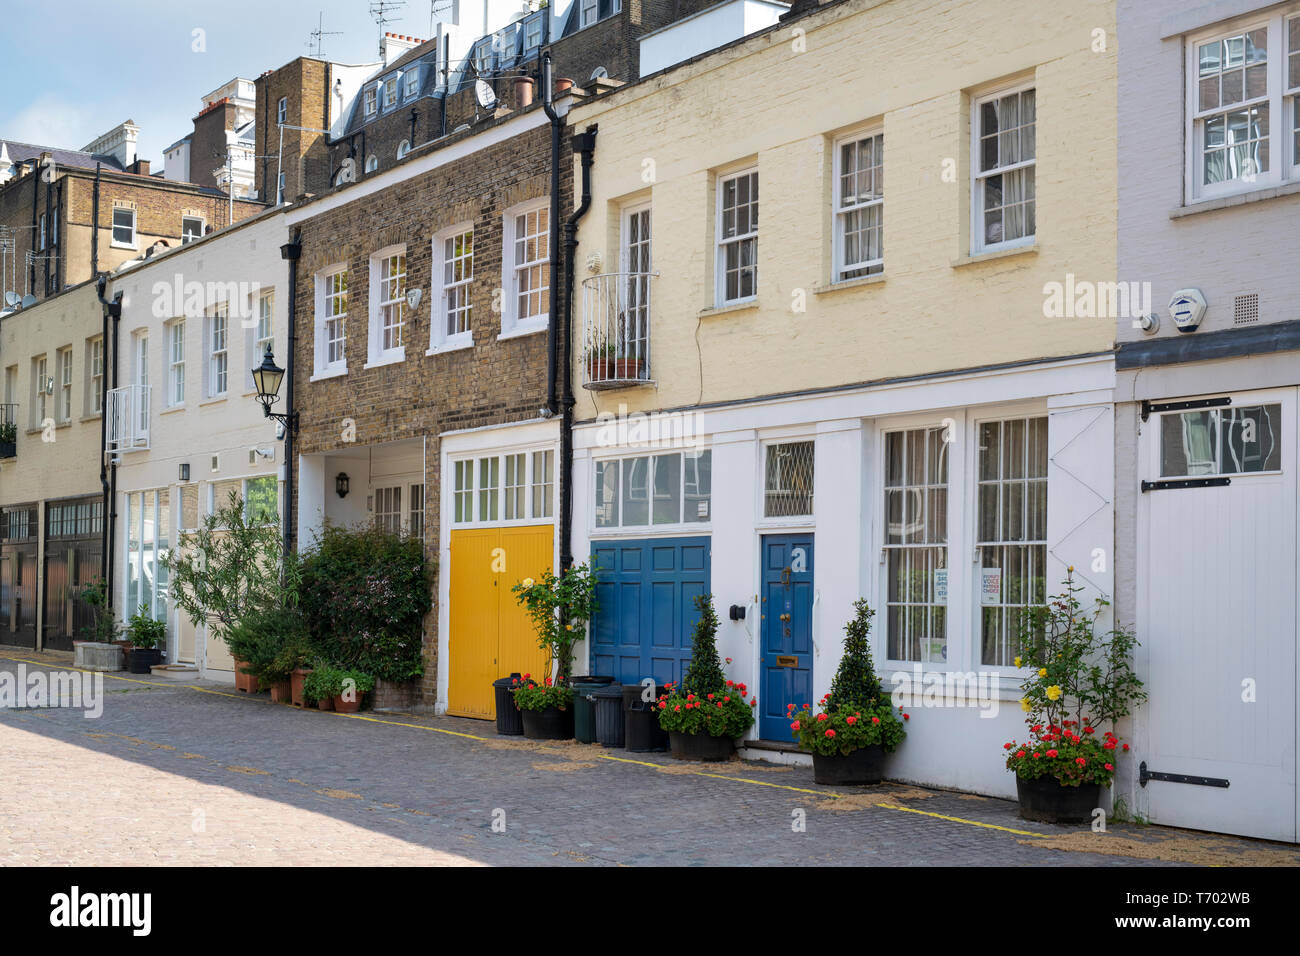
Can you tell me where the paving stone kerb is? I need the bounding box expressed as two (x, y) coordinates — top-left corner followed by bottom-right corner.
(4, 653), (1292, 866)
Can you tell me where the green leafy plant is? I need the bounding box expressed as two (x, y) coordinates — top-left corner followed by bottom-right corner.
(224, 605), (311, 687)
(790, 600), (908, 756)
(1002, 570), (1146, 787)
(511, 563), (599, 682)
(297, 524), (432, 682)
(78, 577), (121, 644)
(338, 669), (375, 701)
(682, 593), (725, 694)
(0, 421), (17, 444)
(165, 490), (298, 652)
(125, 605), (166, 649)
(510, 673), (572, 712)
(303, 666), (344, 704)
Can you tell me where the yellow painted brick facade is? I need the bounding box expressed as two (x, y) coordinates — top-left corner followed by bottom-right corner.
(569, 0), (1117, 417)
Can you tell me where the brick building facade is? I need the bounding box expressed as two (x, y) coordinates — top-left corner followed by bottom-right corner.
(253, 57), (334, 204)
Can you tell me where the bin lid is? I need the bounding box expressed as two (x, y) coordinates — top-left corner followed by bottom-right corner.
(492, 677), (519, 688)
(593, 684), (626, 699)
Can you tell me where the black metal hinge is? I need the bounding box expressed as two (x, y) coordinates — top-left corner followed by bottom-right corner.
(1139, 761), (1230, 789)
(1140, 396), (1231, 422)
(1141, 477), (1231, 493)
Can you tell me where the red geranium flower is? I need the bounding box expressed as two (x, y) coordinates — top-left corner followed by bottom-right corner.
(1122, 743), (1130, 751)
(1104, 762), (1114, 771)
(903, 713), (910, 720)
(1075, 757), (1087, 766)
(824, 729), (835, 738)
(1004, 743), (1013, 750)
(1015, 750), (1026, 758)
(846, 716), (857, 725)
(1046, 749), (1058, 758)
(871, 716), (880, 725)
(790, 720), (801, 731)
(816, 713), (829, 722)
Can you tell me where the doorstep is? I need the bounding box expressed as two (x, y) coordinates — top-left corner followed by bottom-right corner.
(147, 665), (201, 681)
(738, 739), (812, 767)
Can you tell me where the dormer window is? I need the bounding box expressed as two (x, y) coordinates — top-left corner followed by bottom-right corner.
(405, 69), (419, 98)
(524, 17), (543, 50)
(364, 86), (378, 116)
(580, 0), (620, 28)
(384, 75), (398, 108)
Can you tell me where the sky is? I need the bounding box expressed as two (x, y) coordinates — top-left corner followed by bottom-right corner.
(0, 0), (446, 164)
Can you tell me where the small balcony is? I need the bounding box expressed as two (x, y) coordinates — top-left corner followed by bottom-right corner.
(106, 384), (151, 453)
(581, 271), (657, 390)
(0, 404), (16, 459)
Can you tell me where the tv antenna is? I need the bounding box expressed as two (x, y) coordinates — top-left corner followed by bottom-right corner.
(308, 12), (343, 58)
(369, 0), (409, 58)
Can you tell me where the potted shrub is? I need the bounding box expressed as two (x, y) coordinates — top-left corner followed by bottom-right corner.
(76, 577), (123, 668)
(655, 595), (756, 761)
(1002, 570), (1147, 824)
(225, 605), (310, 702)
(789, 599), (908, 785)
(0, 420), (16, 458)
(512, 674), (574, 740)
(510, 562), (599, 687)
(333, 669), (374, 714)
(125, 605), (165, 674)
(304, 666), (342, 711)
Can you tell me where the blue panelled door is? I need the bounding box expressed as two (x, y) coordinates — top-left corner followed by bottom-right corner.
(759, 534), (814, 741)
(590, 536), (710, 688)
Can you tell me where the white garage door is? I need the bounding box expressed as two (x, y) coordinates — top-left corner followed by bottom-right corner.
(1140, 389), (1297, 842)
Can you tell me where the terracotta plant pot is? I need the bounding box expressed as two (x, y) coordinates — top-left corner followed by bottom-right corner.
(554, 77), (574, 92)
(270, 679), (292, 704)
(333, 693), (362, 714)
(290, 667), (313, 707)
(1015, 776), (1103, 824)
(233, 659), (259, 694)
(813, 745), (886, 785)
(316, 696), (335, 712)
(668, 730), (735, 762)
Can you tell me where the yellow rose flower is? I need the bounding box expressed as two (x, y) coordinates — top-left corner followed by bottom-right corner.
(521, 577), (535, 588)
(1013, 656), (1022, 668)
(1046, 684), (1062, 701)
(1021, 698), (1032, 712)
(1038, 668), (1047, 678)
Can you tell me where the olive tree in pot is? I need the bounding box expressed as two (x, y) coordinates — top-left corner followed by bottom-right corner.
(655, 594), (756, 761)
(1002, 570), (1146, 824)
(125, 606), (166, 674)
(789, 599), (908, 785)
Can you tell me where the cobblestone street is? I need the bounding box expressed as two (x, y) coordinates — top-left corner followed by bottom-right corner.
(1, 652), (1296, 867)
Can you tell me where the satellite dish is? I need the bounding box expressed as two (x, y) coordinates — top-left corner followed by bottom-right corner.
(21, 294), (37, 308)
(475, 79), (497, 110)
(4, 292), (18, 307)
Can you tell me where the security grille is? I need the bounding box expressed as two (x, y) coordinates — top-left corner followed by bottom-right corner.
(764, 441), (815, 517)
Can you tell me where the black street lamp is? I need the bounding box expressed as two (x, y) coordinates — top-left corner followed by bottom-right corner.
(251, 344), (298, 434)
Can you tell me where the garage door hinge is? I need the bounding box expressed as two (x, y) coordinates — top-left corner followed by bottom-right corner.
(1140, 477), (1230, 493)
(1139, 761), (1230, 789)
(1140, 396), (1231, 422)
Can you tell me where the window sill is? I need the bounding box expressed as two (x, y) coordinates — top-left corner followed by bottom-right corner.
(110, 241), (137, 251)
(813, 274), (886, 295)
(363, 350), (406, 370)
(951, 242), (1038, 268)
(497, 321), (547, 342)
(699, 299), (759, 319)
(80, 414), (103, 423)
(310, 366), (348, 382)
(199, 396), (228, 408)
(160, 405), (187, 416)
(426, 337), (474, 357)
(1171, 180), (1300, 219)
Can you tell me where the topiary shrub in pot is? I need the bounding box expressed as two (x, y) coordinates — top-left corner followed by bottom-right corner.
(1002, 569), (1146, 824)
(789, 599), (908, 785)
(655, 595), (756, 761)
(125, 605), (166, 674)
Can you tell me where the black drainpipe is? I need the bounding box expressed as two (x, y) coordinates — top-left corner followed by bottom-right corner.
(279, 230), (302, 558)
(560, 125), (597, 575)
(95, 274), (121, 609)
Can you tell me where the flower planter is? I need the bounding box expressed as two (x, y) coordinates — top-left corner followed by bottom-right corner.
(290, 667), (313, 707)
(316, 695), (335, 711)
(813, 745), (886, 785)
(232, 658), (259, 694)
(669, 730), (735, 762)
(333, 693), (363, 714)
(520, 705), (574, 740)
(1015, 775), (1103, 824)
(0, 439), (15, 459)
(127, 647), (162, 674)
(269, 679), (293, 704)
(586, 356), (644, 383)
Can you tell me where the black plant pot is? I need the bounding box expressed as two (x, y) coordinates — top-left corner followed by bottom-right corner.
(521, 705), (574, 740)
(127, 647), (162, 674)
(813, 745), (886, 785)
(668, 730), (735, 762)
(1015, 775), (1103, 824)
(0, 439), (15, 459)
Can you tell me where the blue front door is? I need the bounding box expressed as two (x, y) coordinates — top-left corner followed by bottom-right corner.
(590, 536), (710, 688)
(759, 534), (814, 741)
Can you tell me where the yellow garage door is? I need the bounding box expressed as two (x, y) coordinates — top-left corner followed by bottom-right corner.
(447, 524), (553, 719)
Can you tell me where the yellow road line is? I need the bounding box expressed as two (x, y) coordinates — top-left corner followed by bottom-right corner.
(0, 651), (1046, 837)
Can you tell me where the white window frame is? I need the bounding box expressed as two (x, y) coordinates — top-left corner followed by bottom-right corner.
(715, 167), (759, 306)
(313, 265), (348, 379)
(111, 207), (136, 249)
(590, 449), (713, 535)
(970, 82), (1037, 254)
(89, 337), (104, 415)
(384, 75), (398, 109)
(365, 154), (379, 173)
(277, 96), (288, 125)
(364, 86), (378, 116)
(525, 17), (543, 49)
(367, 245), (407, 367)
(206, 304), (228, 398)
(449, 445), (558, 527)
(56, 346), (72, 423)
(1183, 8), (1300, 204)
(255, 290), (274, 361)
(132, 333), (148, 433)
(397, 140), (411, 159)
(832, 128), (884, 280)
(757, 436), (816, 524)
(181, 216), (204, 245)
(39, 213), (46, 250)
(430, 222), (475, 354)
(166, 319), (185, 407)
(501, 198), (550, 337)
(581, 0), (620, 28)
(405, 69), (420, 98)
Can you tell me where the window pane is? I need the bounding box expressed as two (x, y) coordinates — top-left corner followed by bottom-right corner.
(683, 450), (711, 523)
(478, 457), (499, 521)
(884, 427), (948, 662)
(1220, 404), (1282, 473)
(652, 453), (681, 524)
(621, 456), (649, 526)
(764, 441), (815, 516)
(1160, 410), (1218, 476)
(594, 459), (619, 528)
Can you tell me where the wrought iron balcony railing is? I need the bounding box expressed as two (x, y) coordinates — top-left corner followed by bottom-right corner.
(581, 271), (657, 390)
